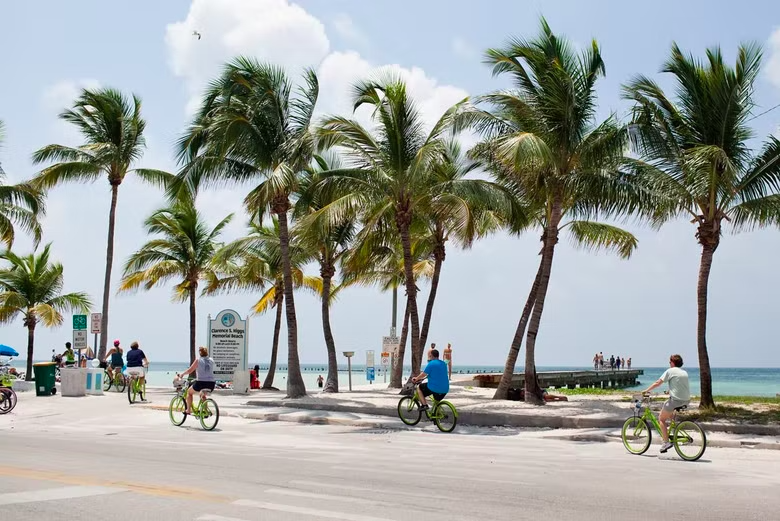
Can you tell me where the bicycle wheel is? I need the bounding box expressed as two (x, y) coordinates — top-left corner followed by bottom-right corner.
(0, 390), (12, 414)
(103, 372), (112, 392)
(115, 374), (127, 393)
(673, 421), (707, 461)
(127, 378), (137, 404)
(621, 417), (652, 455)
(397, 397), (421, 426)
(433, 401), (458, 433)
(199, 399), (220, 431)
(169, 395), (187, 426)
(5, 388), (17, 412)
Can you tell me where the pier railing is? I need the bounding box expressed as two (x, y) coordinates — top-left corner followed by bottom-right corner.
(472, 369), (644, 390)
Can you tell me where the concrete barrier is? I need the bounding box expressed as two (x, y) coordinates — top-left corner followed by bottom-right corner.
(60, 368), (86, 397)
(85, 368), (103, 395)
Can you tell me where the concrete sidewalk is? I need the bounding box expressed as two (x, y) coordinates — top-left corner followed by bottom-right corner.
(130, 383), (780, 438)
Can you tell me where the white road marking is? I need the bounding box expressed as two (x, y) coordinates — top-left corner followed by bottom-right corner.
(264, 487), (382, 505)
(0, 485), (122, 506)
(288, 479), (433, 500)
(331, 465), (526, 486)
(233, 499), (397, 521)
(195, 514), (247, 521)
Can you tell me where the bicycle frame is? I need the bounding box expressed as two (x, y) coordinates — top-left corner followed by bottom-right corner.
(634, 397), (679, 436)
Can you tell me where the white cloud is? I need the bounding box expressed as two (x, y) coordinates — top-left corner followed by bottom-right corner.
(331, 13), (367, 47)
(768, 27), (780, 89)
(165, 0), (330, 113)
(317, 51), (469, 132)
(41, 79), (101, 113)
(451, 37), (477, 60)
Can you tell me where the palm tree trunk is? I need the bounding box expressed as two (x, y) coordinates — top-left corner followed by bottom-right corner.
(25, 323), (35, 381)
(188, 286), (197, 365)
(493, 260), (543, 400)
(398, 219), (422, 373)
(524, 203), (563, 405)
(418, 244), (444, 352)
(98, 183), (119, 361)
(697, 242), (716, 409)
(389, 297), (411, 388)
(262, 294), (283, 390)
(321, 265), (339, 393)
(276, 207), (306, 398)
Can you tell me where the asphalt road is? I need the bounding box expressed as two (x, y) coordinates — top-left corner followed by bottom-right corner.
(1, 391), (779, 520)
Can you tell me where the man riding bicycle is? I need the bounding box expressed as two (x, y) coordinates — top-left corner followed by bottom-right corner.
(104, 340), (124, 382)
(177, 346), (216, 415)
(125, 341), (149, 401)
(643, 354), (690, 453)
(411, 348), (449, 413)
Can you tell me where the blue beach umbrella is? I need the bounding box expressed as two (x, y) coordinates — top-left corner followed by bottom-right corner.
(0, 345), (19, 357)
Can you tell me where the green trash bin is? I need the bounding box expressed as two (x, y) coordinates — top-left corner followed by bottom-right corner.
(33, 362), (57, 396)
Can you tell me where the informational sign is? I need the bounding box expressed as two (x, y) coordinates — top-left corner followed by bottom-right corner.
(366, 350), (375, 382)
(382, 336), (399, 356)
(366, 366), (375, 382)
(72, 314), (87, 330)
(90, 313), (102, 334)
(381, 352), (390, 366)
(208, 309), (248, 379)
(72, 330), (88, 350)
(366, 350), (375, 368)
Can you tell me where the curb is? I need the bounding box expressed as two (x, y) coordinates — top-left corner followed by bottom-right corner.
(244, 400), (780, 436)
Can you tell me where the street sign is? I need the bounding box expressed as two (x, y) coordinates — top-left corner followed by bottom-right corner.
(72, 314), (87, 330)
(382, 336), (399, 356)
(73, 330), (88, 350)
(381, 352), (390, 366)
(366, 366), (375, 382)
(90, 313), (102, 334)
(366, 350), (375, 368)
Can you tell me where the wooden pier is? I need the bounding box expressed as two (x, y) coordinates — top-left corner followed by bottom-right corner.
(471, 369), (644, 390)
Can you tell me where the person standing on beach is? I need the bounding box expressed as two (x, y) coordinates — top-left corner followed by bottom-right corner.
(317, 375), (324, 388)
(443, 343), (452, 380)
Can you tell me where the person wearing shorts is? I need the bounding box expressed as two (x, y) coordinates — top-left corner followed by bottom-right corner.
(104, 340), (124, 382)
(643, 354), (690, 453)
(177, 347), (216, 414)
(411, 348), (449, 412)
(125, 341), (148, 400)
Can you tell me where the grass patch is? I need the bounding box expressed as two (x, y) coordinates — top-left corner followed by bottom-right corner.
(712, 395), (780, 406)
(683, 405), (780, 425)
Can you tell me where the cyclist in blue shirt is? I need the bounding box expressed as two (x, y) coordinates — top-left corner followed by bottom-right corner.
(411, 348), (449, 412)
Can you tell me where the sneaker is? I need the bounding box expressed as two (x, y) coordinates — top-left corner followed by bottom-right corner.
(660, 441), (673, 453)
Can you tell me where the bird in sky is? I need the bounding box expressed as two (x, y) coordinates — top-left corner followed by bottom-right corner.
(192, 31), (202, 40)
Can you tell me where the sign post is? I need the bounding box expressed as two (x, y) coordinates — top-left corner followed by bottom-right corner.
(208, 310), (248, 389)
(72, 315), (87, 364)
(90, 313), (102, 360)
(366, 350), (375, 384)
(382, 335), (399, 375)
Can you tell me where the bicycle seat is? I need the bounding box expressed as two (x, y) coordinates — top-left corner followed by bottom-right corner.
(674, 405), (688, 412)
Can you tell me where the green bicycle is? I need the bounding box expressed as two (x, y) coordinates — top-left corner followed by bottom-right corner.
(126, 368), (147, 404)
(103, 370), (127, 393)
(622, 393), (707, 461)
(397, 383), (458, 433)
(169, 380), (219, 431)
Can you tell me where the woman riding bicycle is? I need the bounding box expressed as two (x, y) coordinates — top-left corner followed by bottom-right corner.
(104, 340), (124, 382)
(177, 347), (216, 415)
(125, 341), (149, 400)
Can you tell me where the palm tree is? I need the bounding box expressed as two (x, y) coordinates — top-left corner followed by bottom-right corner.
(623, 43), (780, 408)
(175, 58), (319, 398)
(416, 139), (525, 352)
(465, 19), (642, 403)
(295, 154), (359, 393)
(206, 218), (320, 390)
(0, 120), (44, 247)
(31, 88), (171, 360)
(315, 74), (465, 374)
(0, 244), (91, 379)
(341, 227), (435, 387)
(119, 196), (232, 364)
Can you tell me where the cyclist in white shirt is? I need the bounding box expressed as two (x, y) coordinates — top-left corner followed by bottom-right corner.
(643, 354), (690, 453)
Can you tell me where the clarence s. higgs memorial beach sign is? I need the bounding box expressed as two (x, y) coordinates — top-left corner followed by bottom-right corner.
(208, 309), (248, 380)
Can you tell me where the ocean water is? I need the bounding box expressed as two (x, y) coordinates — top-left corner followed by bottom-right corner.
(8, 361), (779, 396)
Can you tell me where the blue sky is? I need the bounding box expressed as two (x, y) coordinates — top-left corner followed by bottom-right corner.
(1, 1), (780, 368)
